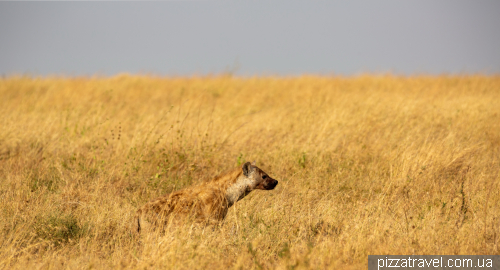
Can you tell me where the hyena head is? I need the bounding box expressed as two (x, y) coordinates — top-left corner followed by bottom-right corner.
(226, 162), (278, 206)
(242, 162), (278, 191)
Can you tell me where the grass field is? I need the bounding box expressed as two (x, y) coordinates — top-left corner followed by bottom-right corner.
(0, 75), (499, 269)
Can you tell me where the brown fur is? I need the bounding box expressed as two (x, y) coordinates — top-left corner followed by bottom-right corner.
(134, 162), (278, 233)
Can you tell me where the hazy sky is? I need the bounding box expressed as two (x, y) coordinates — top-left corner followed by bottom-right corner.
(1, 1), (499, 76)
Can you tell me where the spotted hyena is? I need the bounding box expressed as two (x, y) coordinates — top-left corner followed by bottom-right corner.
(134, 162), (278, 233)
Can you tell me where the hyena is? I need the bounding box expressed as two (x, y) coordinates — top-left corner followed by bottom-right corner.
(134, 162), (278, 233)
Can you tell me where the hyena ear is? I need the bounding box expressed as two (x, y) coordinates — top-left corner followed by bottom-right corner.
(252, 160), (256, 166)
(242, 162), (253, 176)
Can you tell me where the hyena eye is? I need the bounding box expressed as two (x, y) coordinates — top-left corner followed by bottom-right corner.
(262, 175), (268, 179)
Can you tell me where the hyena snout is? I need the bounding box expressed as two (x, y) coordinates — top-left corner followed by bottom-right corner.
(262, 176), (278, 190)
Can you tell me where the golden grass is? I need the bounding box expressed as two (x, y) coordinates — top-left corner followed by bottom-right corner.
(0, 74), (499, 269)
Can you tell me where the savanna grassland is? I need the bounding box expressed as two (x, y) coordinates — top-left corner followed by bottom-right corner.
(0, 75), (499, 269)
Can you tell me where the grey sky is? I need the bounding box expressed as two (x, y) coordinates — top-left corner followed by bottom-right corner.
(1, 1), (499, 76)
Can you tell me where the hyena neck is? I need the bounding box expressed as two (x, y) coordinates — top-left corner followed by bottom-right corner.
(225, 174), (253, 207)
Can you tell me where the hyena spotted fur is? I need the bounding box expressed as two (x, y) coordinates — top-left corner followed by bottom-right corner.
(134, 162), (278, 233)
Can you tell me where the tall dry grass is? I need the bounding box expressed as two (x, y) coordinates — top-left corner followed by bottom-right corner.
(0, 75), (499, 269)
